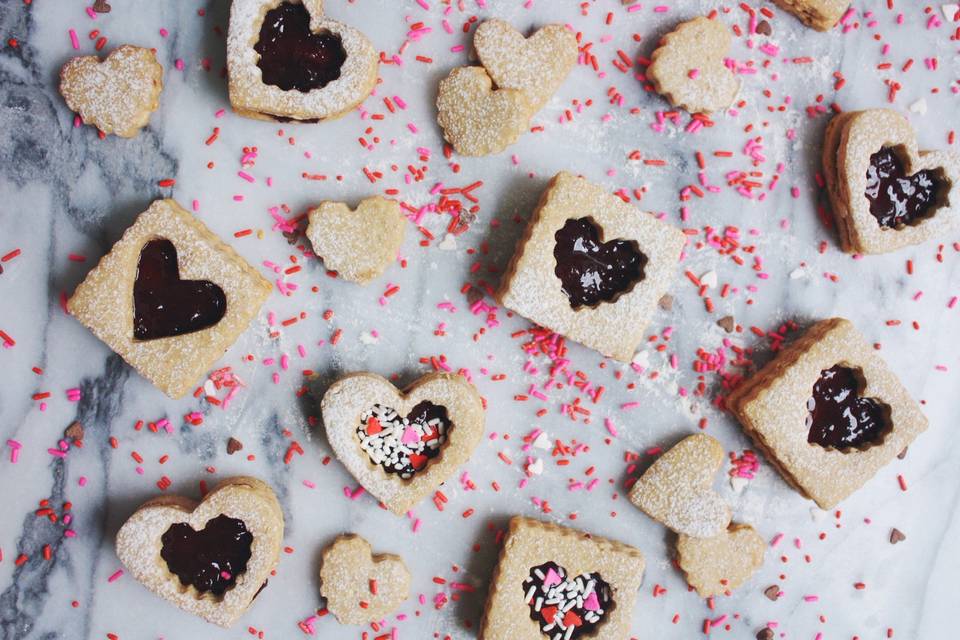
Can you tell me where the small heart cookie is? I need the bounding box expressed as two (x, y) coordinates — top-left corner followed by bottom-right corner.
(59, 45), (163, 137)
(320, 534), (410, 625)
(306, 196), (405, 284)
(473, 19), (578, 111)
(676, 523), (765, 597)
(647, 17), (739, 115)
(436, 66), (534, 157)
(772, 0), (850, 31)
(321, 372), (485, 515)
(628, 434), (731, 538)
(116, 477), (284, 627)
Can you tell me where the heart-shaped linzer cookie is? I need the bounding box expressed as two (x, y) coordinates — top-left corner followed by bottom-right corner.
(436, 66), (534, 157)
(676, 523), (765, 597)
(320, 534), (410, 625)
(116, 477), (284, 627)
(647, 17), (739, 115)
(59, 45), (163, 137)
(321, 372), (485, 515)
(306, 196), (405, 284)
(473, 19), (578, 111)
(628, 434), (731, 538)
(523, 562), (613, 639)
(806, 364), (890, 450)
(133, 239), (227, 340)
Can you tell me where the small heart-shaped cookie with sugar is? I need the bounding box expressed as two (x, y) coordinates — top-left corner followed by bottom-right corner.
(321, 372), (485, 515)
(320, 534), (410, 624)
(772, 0), (850, 31)
(306, 196), (405, 284)
(115, 477), (284, 627)
(473, 19), (578, 111)
(647, 17), (739, 115)
(59, 45), (163, 137)
(823, 108), (959, 254)
(628, 434), (731, 538)
(676, 523), (765, 597)
(436, 66), (534, 156)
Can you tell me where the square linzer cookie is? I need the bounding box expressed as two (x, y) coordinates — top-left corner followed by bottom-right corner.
(497, 172), (685, 361)
(479, 516), (645, 640)
(68, 199), (272, 398)
(727, 318), (927, 509)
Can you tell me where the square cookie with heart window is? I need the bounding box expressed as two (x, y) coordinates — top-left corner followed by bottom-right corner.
(497, 172), (685, 361)
(479, 516), (645, 640)
(67, 199), (272, 398)
(727, 317), (928, 509)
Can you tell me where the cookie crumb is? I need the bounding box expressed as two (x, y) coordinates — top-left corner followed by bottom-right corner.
(889, 528), (906, 544)
(93, 0), (112, 13)
(756, 629), (775, 640)
(227, 437), (244, 455)
(763, 584), (781, 601)
(897, 446), (908, 459)
(717, 316), (735, 333)
(64, 421), (85, 441)
(658, 294), (674, 311)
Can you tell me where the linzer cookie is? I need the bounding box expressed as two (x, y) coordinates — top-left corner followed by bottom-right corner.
(306, 196), (405, 284)
(727, 318), (928, 509)
(479, 516), (644, 640)
(59, 44), (163, 137)
(628, 434), (732, 538)
(823, 108), (958, 254)
(676, 523), (765, 597)
(647, 17), (739, 115)
(116, 477), (284, 627)
(319, 534), (410, 625)
(320, 372), (485, 515)
(67, 199), (272, 398)
(498, 172), (685, 361)
(228, 0), (378, 122)
(772, 0), (850, 31)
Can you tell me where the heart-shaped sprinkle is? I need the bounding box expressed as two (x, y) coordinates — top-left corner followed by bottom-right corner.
(320, 534), (410, 625)
(133, 239), (227, 341)
(523, 562), (612, 640)
(553, 217), (647, 309)
(160, 514), (253, 597)
(357, 402), (450, 479)
(676, 523), (765, 597)
(865, 147), (947, 228)
(254, 2), (346, 93)
(806, 365), (890, 450)
(93, 0), (112, 13)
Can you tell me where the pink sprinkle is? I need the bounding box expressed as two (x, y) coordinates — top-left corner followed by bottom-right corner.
(770, 533), (784, 547)
(688, 69), (700, 80)
(69, 29), (80, 50)
(604, 418), (618, 437)
(108, 569), (124, 583)
(803, 595), (819, 602)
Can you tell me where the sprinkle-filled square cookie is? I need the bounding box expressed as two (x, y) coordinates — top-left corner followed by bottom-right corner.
(498, 172), (685, 361)
(727, 318), (927, 509)
(68, 199), (272, 398)
(479, 516), (645, 640)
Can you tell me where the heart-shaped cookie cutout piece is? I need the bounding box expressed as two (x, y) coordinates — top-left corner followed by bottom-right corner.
(647, 17), (739, 115)
(628, 434), (731, 538)
(807, 364), (891, 451)
(436, 66), (534, 156)
(306, 197), (405, 284)
(320, 534), (410, 625)
(321, 372), (485, 515)
(116, 477), (284, 627)
(59, 45), (164, 137)
(473, 19), (578, 111)
(676, 523), (765, 597)
(524, 562), (613, 639)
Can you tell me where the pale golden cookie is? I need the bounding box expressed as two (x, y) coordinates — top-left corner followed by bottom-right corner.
(676, 523), (765, 597)
(319, 534), (410, 625)
(115, 477), (284, 628)
(772, 0), (850, 31)
(647, 17), (739, 115)
(59, 44), (163, 137)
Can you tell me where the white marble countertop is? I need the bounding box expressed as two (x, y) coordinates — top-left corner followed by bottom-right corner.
(1, 1), (959, 638)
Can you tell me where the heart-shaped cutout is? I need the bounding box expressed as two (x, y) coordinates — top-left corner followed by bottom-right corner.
(255, 1), (346, 92)
(647, 17), (739, 114)
(553, 217), (647, 309)
(473, 19), (578, 112)
(436, 66), (534, 156)
(628, 434), (731, 538)
(865, 147), (947, 228)
(523, 562), (612, 639)
(320, 534), (410, 625)
(676, 523), (765, 597)
(116, 477), (284, 627)
(321, 372), (485, 515)
(133, 239), (227, 341)
(59, 44), (163, 137)
(806, 364), (890, 450)
(306, 196), (405, 284)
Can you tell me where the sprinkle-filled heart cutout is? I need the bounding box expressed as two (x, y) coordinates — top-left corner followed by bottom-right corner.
(116, 477), (284, 627)
(553, 217), (647, 309)
(806, 364), (890, 451)
(133, 239), (227, 341)
(676, 523), (765, 597)
(320, 534), (410, 625)
(865, 147), (948, 228)
(254, 2), (346, 92)
(523, 562), (613, 640)
(628, 434), (731, 538)
(321, 372), (485, 515)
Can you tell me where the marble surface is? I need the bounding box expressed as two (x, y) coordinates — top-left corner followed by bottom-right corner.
(1, 1), (959, 638)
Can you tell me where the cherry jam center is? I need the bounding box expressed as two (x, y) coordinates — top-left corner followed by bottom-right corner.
(865, 147), (946, 228)
(160, 514), (253, 597)
(254, 2), (347, 93)
(553, 218), (646, 309)
(806, 365), (889, 450)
